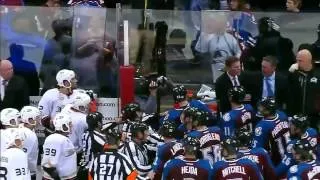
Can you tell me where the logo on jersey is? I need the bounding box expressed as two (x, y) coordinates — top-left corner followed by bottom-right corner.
(223, 113), (231, 122)
(255, 127), (262, 136)
(290, 165), (298, 173)
(310, 77), (318, 84)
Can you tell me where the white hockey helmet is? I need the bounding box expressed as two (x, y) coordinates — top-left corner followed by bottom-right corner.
(4, 128), (25, 149)
(20, 106), (41, 126)
(72, 93), (91, 113)
(0, 108), (20, 127)
(56, 69), (76, 88)
(53, 113), (72, 133)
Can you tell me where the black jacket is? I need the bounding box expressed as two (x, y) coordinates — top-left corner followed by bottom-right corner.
(0, 75), (30, 111)
(215, 72), (252, 114)
(288, 68), (320, 116)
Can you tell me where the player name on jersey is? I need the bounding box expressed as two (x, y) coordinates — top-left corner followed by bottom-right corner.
(199, 132), (220, 147)
(272, 121), (289, 138)
(222, 166), (246, 177)
(242, 155), (259, 164)
(170, 143), (183, 155)
(181, 166), (198, 175)
(308, 166), (320, 179)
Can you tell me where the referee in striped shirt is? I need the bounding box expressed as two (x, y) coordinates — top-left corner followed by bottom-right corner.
(121, 122), (152, 176)
(78, 112), (108, 180)
(89, 129), (141, 180)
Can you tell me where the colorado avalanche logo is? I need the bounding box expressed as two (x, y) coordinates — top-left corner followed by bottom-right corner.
(255, 127), (262, 136)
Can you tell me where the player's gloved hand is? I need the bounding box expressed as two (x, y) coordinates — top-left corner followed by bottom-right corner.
(42, 166), (61, 180)
(85, 90), (95, 100)
(156, 76), (167, 86)
(40, 115), (51, 128)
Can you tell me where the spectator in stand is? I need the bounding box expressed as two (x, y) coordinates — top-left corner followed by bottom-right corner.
(40, 18), (72, 95)
(0, 60), (29, 111)
(312, 24), (320, 61)
(0, 0), (24, 5)
(243, 17), (295, 73)
(67, 0), (104, 7)
(7, 43), (40, 96)
(43, 0), (61, 6)
(286, 0), (301, 12)
(288, 49), (320, 130)
(196, 13), (241, 83)
(228, 0), (258, 51)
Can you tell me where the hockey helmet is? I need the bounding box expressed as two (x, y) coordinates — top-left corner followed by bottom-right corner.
(20, 106), (41, 126)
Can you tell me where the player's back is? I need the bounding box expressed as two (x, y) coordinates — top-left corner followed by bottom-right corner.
(0, 129), (11, 153)
(222, 104), (255, 137)
(160, 108), (183, 125)
(287, 160), (320, 180)
(163, 157), (212, 180)
(42, 133), (77, 179)
(188, 126), (222, 164)
(212, 158), (263, 180)
(253, 113), (290, 165)
(153, 141), (184, 179)
(62, 105), (88, 151)
(238, 147), (276, 180)
(19, 126), (38, 175)
(19, 126), (38, 154)
(1, 147), (30, 180)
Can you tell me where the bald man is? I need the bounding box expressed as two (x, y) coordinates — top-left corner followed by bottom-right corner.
(287, 49), (320, 130)
(0, 60), (29, 110)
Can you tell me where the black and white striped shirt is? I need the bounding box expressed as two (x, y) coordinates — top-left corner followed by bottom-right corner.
(81, 130), (106, 169)
(89, 150), (138, 180)
(121, 141), (152, 175)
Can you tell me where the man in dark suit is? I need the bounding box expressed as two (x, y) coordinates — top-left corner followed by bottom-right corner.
(215, 56), (252, 115)
(251, 56), (288, 109)
(0, 60), (29, 110)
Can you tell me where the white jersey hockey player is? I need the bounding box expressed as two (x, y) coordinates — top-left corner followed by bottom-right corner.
(0, 128), (30, 180)
(38, 69), (81, 125)
(41, 113), (77, 180)
(61, 92), (90, 153)
(0, 108), (20, 153)
(19, 106), (40, 180)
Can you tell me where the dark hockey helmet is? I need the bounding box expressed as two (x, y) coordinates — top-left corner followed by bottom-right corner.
(293, 139), (314, 161)
(181, 107), (197, 124)
(122, 103), (141, 121)
(221, 138), (240, 154)
(192, 109), (209, 127)
(228, 86), (246, 104)
(172, 85), (187, 103)
(291, 114), (309, 131)
(86, 112), (103, 130)
(105, 129), (122, 145)
(131, 122), (149, 138)
(236, 127), (253, 148)
(182, 136), (200, 151)
(159, 120), (177, 138)
(258, 97), (277, 116)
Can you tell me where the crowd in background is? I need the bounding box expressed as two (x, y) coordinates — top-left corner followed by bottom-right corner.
(0, 0), (320, 11)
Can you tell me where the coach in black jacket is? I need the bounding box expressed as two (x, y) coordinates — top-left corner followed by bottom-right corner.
(0, 60), (29, 110)
(215, 57), (252, 115)
(250, 56), (288, 110)
(288, 50), (320, 129)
